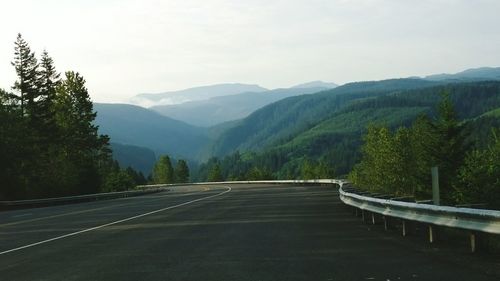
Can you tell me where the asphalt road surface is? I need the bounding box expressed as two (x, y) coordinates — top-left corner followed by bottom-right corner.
(0, 184), (498, 281)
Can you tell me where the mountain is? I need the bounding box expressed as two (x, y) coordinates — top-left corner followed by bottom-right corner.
(130, 83), (268, 107)
(209, 78), (440, 157)
(94, 103), (209, 159)
(150, 87), (329, 127)
(270, 81), (500, 174)
(424, 67), (500, 81)
(110, 143), (156, 175)
(292, 81), (338, 89)
(195, 80), (500, 181)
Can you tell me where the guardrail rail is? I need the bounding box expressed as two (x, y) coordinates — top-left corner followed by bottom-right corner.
(339, 184), (500, 252)
(0, 186), (168, 210)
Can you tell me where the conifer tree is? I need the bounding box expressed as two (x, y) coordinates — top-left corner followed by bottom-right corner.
(38, 50), (60, 138)
(174, 159), (190, 183)
(428, 92), (470, 203)
(11, 33), (39, 118)
(152, 155), (174, 184)
(208, 163), (223, 182)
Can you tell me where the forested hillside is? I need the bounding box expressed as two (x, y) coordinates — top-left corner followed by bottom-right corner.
(94, 103), (209, 159)
(110, 143), (156, 175)
(210, 78), (440, 156)
(196, 80), (500, 183)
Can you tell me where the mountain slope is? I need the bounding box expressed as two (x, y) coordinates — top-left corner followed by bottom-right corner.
(130, 83), (268, 107)
(94, 103), (209, 159)
(275, 81), (500, 174)
(196, 80), (500, 181)
(210, 78), (440, 156)
(111, 143), (156, 175)
(150, 87), (328, 127)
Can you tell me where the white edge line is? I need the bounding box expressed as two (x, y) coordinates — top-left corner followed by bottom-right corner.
(0, 186), (231, 255)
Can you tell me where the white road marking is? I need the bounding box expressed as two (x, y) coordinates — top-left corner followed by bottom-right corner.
(0, 186), (231, 255)
(1, 189), (207, 228)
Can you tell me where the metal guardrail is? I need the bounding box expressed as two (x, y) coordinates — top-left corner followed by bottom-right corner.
(339, 185), (500, 235)
(0, 186), (168, 210)
(138, 179), (345, 188)
(0, 179), (342, 210)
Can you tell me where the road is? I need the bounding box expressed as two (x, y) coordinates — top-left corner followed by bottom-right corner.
(0, 184), (498, 281)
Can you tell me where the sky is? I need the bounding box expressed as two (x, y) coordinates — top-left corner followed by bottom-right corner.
(1, 0), (500, 103)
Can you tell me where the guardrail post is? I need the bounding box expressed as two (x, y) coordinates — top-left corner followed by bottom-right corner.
(371, 213), (376, 225)
(431, 166), (440, 206)
(470, 232), (479, 253)
(402, 220), (408, 237)
(361, 209), (366, 222)
(428, 225), (435, 243)
(383, 216), (389, 231)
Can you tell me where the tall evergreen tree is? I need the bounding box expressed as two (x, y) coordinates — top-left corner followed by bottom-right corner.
(11, 33), (39, 118)
(428, 92), (470, 203)
(152, 155), (174, 184)
(207, 163), (223, 182)
(174, 159), (190, 183)
(51, 71), (110, 195)
(37, 50), (60, 138)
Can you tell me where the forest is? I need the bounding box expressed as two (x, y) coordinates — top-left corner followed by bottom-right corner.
(0, 35), (147, 200)
(195, 86), (500, 209)
(350, 94), (500, 208)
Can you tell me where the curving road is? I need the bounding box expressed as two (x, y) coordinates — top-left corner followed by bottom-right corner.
(0, 184), (498, 280)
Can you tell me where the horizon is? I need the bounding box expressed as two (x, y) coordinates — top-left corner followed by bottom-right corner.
(1, 1), (500, 103)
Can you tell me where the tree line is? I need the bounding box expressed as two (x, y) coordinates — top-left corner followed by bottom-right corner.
(151, 155), (190, 184)
(194, 152), (335, 182)
(0, 34), (144, 200)
(349, 93), (500, 208)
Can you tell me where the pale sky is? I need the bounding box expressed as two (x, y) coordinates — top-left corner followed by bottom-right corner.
(1, 0), (500, 103)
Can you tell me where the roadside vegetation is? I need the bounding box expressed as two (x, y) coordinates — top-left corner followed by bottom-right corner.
(350, 94), (500, 207)
(0, 35), (145, 200)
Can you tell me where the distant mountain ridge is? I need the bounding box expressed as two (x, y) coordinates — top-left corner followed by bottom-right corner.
(292, 81), (338, 89)
(209, 78), (439, 157)
(130, 83), (267, 107)
(423, 67), (500, 81)
(150, 86), (331, 127)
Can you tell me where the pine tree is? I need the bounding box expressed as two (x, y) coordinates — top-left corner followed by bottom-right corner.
(11, 33), (39, 119)
(152, 155), (174, 184)
(174, 159), (190, 183)
(56, 71), (103, 151)
(52, 71), (110, 195)
(37, 50), (60, 139)
(208, 163), (223, 182)
(428, 92), (470, 203)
